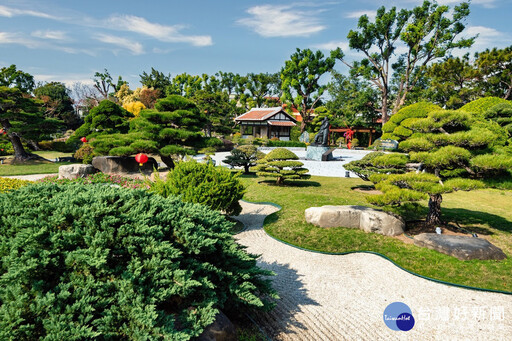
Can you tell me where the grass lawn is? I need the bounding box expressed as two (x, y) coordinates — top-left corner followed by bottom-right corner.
(240, 174), (512, 292)
(0, 151), (75, 176)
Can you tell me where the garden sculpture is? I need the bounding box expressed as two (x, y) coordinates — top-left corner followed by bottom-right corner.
(312, 117), (330, 146)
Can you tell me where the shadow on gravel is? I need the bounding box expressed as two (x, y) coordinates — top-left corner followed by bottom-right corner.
(252, 261), (319, 338)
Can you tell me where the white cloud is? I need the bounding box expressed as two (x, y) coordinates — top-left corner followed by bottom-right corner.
(0, 31), (94, 56)
(107, 15), (212, 47)
(34, 73), (95, 87)
(95, 33), (144, 55)
(238, 4), (326, 37)
(313, 41), (350, 51)
(345, 10), (377, 21)
(0, 5), (59, 19)
(31, 30), (68, 40)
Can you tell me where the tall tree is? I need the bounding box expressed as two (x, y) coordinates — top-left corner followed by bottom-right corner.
(139, 67), (171, 95)
(326, 72), (380, 127)
(0, 64), (35, 93)
(34, 82), (80, 129)
(167, 73), (203, 98)
(246, 73), (281, 108)
(475, 46), (512, 100)
(336, 1), (473, 125)
(192, 89), (238, 137)
(281, 48), (338, 133)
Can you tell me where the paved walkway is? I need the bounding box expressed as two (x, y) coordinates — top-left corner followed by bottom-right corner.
(234, 201), (512, 340)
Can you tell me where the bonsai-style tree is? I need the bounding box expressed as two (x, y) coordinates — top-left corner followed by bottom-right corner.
(252, 148), (310, 185)
(381, 102), (442, 141)
(73, 99), (133, 139)
(223, 145), (265, 173)
(90, 95), (207, 168)
(346, 103), (512, 226)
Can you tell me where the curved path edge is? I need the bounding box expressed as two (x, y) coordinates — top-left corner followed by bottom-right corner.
(234, 200), (512, 340)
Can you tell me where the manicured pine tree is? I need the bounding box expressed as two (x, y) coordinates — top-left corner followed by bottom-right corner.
(252, 148), (310, 185)
(347, 102), (512, 225)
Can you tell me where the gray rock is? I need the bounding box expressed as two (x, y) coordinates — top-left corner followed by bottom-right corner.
(58, 164), (98, 180)
(91, 156), (158, 174)
(305, 205), (404, 236)
(413, 233), (507, 260)
(197, 310), (237, 341)
(305, 145), (334, 161)
(360, 209), (405, 236)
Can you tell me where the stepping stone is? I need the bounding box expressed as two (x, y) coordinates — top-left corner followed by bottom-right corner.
(413, 233), (507, 260)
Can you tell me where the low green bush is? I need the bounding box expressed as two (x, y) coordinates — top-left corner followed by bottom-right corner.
(0, 184), (276, 340)
(148, 161), (246, 215)
(0, 177), (33, 192)
(38, 173), (147, 189)
(266, 140), (306, 147)
(73, 143), (96, 164)
(223, 145), (265, 173)
(38, 141), (75, 153)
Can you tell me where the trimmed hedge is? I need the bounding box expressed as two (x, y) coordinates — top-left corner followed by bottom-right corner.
(460, 97), (510, 115)
(0, 184), (276, 339)
(148, 161), (246, 215)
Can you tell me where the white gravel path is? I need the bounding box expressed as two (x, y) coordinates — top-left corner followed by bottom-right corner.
(234, 201), (512, 340)
(194, 148), (374, 178)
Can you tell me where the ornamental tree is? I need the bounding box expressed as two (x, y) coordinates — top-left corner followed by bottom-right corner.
(252, 148), (310, 185)
(223, 145), (265, 173)
(281, 48), (338, 133)
(90, 95), (208, 168)
(347, 107), (512, 225)
(0, 86), (62, 162)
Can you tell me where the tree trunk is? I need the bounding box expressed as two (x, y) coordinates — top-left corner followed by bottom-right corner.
(276, 176), (284, 185)
(300, 120), (306, 134)
(160, 155), (175, 169)
(244, 164), (250, 173)
(10, 134), (33, 162)
(381, 88), (389, 126)
(426, 194), (443, 226)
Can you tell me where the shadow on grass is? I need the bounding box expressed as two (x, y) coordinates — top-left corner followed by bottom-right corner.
(251, 260), (319, 338)
(257, 180), (321, 187)
(442, 207), (512, 234)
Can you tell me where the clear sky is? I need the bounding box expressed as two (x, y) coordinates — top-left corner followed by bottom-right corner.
(1, 0), (511, 88)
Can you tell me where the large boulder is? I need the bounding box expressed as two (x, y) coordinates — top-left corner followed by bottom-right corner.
(197, 310), (237, 341)
(305, 205), (404, 236)
(91, 156), (158, 174)
(58, 164), (98, 179)
(413, 233), (507, 260)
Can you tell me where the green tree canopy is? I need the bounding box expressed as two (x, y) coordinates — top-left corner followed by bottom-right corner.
(281, 48), (338, 133)
(252, 148), (310, 185)
(347, 104), (512, 225)
(335, 1), (473, 125)
(34, 82), (80, 129)
(90, 95), (208, 168)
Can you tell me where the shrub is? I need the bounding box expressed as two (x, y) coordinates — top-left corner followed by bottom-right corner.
(37, 173), (147, 189)
(251, 148), (310, 185)
(37, 141), (75, 152)
(384, 102), (442, 141)
(223, 145), (265, 173)
(73, 143), (96, 164)
(0, 184), (276, 340)
(460, 97), (509, 115)
(148, 161), (246, 215)
(266, 140), (306, 147)
(344, 152), (406, 181)
(0, 177), (32, 192)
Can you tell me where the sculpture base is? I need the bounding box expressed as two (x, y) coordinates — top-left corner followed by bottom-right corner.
(305, 146), (334, 161)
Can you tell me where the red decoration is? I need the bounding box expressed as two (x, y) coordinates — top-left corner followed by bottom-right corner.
(0, 129), (5, 135)
(80, 137), (88, 143)
(135, 153), (148, 166)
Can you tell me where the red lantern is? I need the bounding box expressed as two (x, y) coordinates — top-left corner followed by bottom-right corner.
(135, 153), (148, 166)
(0, 129), (5, 135)
(80, 137), (88, 143)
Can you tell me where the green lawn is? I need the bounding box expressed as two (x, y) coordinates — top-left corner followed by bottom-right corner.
(240, 174), (512, 292)
(0, 151), (77, 176)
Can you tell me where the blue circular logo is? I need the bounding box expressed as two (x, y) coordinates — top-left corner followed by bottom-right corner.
(383, 302), (415, 331)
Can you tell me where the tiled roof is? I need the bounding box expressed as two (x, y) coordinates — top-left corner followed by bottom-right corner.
(235, 107), (296, 122)
(268, 121), (296, 127)
(235, 107), (282, 121)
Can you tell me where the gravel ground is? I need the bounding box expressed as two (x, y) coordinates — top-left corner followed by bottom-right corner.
(3, 173), (56, 181)
(234, 201), (512, 340)
(194, 148), (373, 177)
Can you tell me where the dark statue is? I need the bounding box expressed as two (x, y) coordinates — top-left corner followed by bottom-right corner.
(312, 117), (329, 146)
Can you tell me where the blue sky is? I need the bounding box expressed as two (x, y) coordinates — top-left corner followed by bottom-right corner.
(1, 0), (511, 88)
